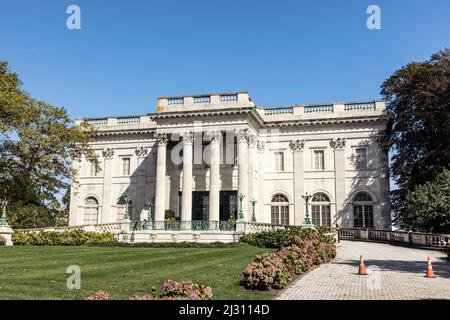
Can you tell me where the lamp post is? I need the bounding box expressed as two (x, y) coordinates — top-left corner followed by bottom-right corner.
(250, 199), (257, 222)
(123, 194), (131, 221)
(301, 192), (313, 226)
(0, 196), (10, 227)
(238, 193), (245, 220)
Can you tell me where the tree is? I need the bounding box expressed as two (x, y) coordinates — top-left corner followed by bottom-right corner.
(0, 61), (98, 226)
(380, 49), (450, 230)
(401, 169), (450, 233)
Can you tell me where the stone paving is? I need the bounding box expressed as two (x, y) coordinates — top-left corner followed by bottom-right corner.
(276, 240), (450, 300)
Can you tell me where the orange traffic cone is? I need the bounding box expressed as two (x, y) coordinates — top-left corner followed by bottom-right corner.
(358, 255), (368, 275)
(425, 256), (436, 278)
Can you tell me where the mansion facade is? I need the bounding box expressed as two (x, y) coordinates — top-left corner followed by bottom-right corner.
(69, 91), (392, 230)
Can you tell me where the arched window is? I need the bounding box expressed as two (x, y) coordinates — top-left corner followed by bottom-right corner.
(353, 192), (374, 228)
(83, 197), (99, 225)
(116, 195), (133, 221)
(271, 194), (289, 225)
(311, 193), (331, 227)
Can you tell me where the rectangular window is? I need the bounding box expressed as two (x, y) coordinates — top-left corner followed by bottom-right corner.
(122, 157), (131, 176)
(353, 205), (364, 228)
(312, 206), (321, 226)
(271, 206), (279, 224)
(355, 148), (368, 170)
(274, 152), (284, 171)
(321, 206), (331, 227)
(314, 150), (324, 170)
(280, 206), (289, 225)
(364, 205), (374, 228)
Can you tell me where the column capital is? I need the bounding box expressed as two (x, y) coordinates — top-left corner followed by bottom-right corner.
(290, 139), (305, 151)
(330, 137), (346, 149)
(248, 134), (257, 147)
(206, 130), (222, 143)
(135, 146), (149, 157)
(156, 133), (168, 145)
(235, 129), (248, 143)
(182, 131), (195, 144)
(102, 148), (115, 158)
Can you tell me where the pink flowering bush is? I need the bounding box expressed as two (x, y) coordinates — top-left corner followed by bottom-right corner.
(86, 280), (213, 300)
(243, 229), (336, 290)
(85, 290), (109, 300)
(163, 280), (213, 300)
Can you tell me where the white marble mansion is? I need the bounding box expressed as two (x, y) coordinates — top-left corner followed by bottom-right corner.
(69, 91), (392, 231)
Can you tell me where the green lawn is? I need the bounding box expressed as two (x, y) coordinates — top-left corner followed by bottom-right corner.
(0, 246), (275, 300)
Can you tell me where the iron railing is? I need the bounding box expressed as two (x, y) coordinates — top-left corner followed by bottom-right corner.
(130, 220), (236, 231)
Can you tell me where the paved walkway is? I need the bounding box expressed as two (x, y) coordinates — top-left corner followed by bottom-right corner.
(276, 240), (450, 300)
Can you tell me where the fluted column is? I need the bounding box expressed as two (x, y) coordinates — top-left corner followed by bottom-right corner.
(247, 134), (257, 220)
(154, 133), (168, 228)
(181, 132), (194, 228)
(208, 131), (221, 229)
(236, 129), (249, 221)
(290, 140), (305, 226)
(331, 138), (347, 227)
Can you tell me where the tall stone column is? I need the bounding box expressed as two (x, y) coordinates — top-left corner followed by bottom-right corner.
(247, 134), (257, 220)
(181, 132), (194, 227)
(208, 131), (221, 229)
(236, 129), (249, 221)
(101, 148), (114, 224)
(290, 140), (305, 226)
(154, 133), (168, 227)
(331, 138), (347, 227)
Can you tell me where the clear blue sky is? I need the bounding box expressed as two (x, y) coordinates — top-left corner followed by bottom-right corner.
(1, 0), (449, 119)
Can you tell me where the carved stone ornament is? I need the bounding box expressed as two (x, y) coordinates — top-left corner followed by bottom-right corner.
(235, 129), (248, 142)
(247, 134), (257, 146)
(102, 148), (115, 158)
(156, 133), (168, 145)
(182, 131), (195, 144)
(330, 138), (346, 149)
(206, 130), (222, 143)
(290, 139), (305, 151)
(135, 146), (149, 157)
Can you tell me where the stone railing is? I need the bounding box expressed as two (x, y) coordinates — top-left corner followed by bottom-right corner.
(117, 116), (140, 124)
(239, 221), (298, 233)
(264, 107), (294, 115)
(344, 102), (376, 111)
(339, 228), (450, 248)
(16, 222), (122, 234)
(304, 105), (333, 113)
(86, 118), (108, 125)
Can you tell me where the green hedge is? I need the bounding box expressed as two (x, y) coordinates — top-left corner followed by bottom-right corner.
(12, 230), (118, 246)
(239, 227), (334, 248)
(87, 241), (250, 248)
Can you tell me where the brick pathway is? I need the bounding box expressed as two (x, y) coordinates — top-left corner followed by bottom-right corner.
(276, 240), (450, 300)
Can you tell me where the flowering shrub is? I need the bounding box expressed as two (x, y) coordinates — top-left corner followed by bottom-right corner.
(243, 229), (336, 290)
(86, 280), (213, 300)
(12, 230), (118, 246)
(0, 235), (6, 246)
(85, 290), (109, 300)
(163, 280), (213, 300)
